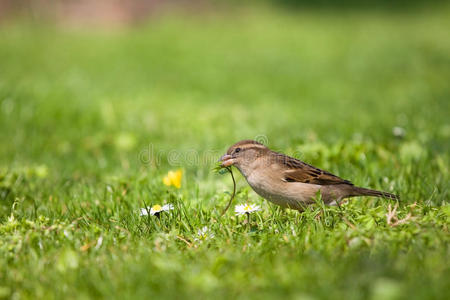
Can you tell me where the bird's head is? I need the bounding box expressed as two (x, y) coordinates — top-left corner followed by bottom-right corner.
(219, 140), (269, 171)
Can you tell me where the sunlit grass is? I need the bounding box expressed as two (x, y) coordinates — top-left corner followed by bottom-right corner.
(0, 5), (449, 299)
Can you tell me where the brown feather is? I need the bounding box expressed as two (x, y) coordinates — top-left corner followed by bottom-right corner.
(272, 152), (353, 186)
(226, 140), (266, 155)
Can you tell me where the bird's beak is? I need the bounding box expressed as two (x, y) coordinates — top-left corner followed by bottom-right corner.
(219, 154), (235, 167)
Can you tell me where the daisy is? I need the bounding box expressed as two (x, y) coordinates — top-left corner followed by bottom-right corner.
(140, 204), (174, 216)
(235, 203), (261, 215)
(195, 226), (215, 243)
(163, 170), (182, 189)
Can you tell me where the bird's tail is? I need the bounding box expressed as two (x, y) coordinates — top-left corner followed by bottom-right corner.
(352, 186), (399, 200)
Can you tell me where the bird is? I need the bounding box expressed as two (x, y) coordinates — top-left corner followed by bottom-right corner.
(219, 140), (398, 211)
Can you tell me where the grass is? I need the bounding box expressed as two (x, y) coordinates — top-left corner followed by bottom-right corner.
(0, 5), (449, 299)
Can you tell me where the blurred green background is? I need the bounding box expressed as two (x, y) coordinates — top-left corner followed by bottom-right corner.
(0, 1), (449, 299)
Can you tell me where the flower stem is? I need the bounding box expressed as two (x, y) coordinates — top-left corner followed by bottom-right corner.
(221, 167), (236, 216)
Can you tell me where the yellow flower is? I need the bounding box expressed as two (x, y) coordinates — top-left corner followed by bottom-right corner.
(163, 170), (182, 188)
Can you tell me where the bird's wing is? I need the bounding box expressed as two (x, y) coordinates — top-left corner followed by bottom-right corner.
(273, 153), (353, 186)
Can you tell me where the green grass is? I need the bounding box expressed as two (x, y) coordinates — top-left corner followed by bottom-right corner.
(0, 5), (449, 299)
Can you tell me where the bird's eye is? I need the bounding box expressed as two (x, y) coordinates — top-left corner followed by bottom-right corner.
(235, 147), (241, 153)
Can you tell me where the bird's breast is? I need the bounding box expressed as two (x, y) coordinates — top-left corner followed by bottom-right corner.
(244, 170), (321, 209)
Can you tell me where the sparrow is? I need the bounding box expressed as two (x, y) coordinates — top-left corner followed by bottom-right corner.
(219, 140), (398, 210)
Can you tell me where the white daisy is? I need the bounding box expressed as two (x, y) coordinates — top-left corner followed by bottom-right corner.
(195, 226), (215, 242)
(392, 126), (406, 137)
(140, 204), (174, 216)
(235, 203), (261, 215)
